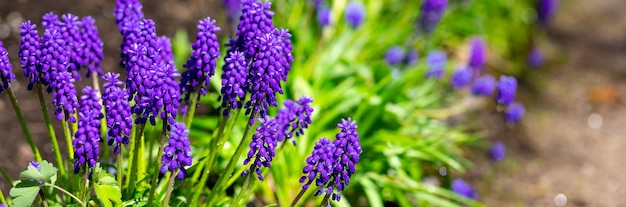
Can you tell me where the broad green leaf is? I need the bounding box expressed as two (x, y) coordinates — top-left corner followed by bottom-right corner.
(93, 167), (122, 207)
(359, 178), (383, 207)
(9, 180), (41, 207)
(19, 160), (57, 184)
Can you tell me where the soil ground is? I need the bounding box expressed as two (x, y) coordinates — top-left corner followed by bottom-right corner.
(473, 0), (626, 206)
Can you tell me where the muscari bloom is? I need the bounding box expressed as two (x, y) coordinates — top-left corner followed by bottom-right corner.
(426, 51), (446, 79)
(42, 12), (60, 30)
(158, 36), (176, 70)
(451, 66), (472, 89)
(496, 75), (517, 106)
(243, 117), (279, 181)
(488, 141), (506, 162)
(219, 51), (248, 116)
(528, 47), (544, 69)
(505, 102), (525, 123)
(275, 96), (314, 145)
(537, 0), (557, 26)
(468, 37), (486, 72)
(224, 0), (242, 25)
(60, 14), (83, 76)
(180, 17), (221, 105)
(51, 72), (79, 123)
(19, 21), (41, 90)
(73, 86), (103, 174)
(40, 28), (71, 92)
(405, 49), (419, 66)
(300, 118), (362, 201)
(0, 41), (15, 93)
(28, 161), (43, 184)
(451, 178), (478, 200)
(235, 0), (276, 60)
(317, 6), (331, 27)
(103, 73), (133, 154)
(345, 1), (365, 29)
(160, 122), (192, 179)
(79, 16), (104, 77)
(114, 0), (144, 34)
(385, 46), (405, 66)
(471, 75), (495, 97)
(418, 0), (448, 34)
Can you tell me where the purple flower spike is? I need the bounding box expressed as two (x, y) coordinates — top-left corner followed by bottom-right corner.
(19, 21), (41, 90)
(488, 141), (506, 162)
(52, 72), (79, 123)
(242, 117), (278, 181)
(80, 16), (104, 77)
(181, 17), (221, 105)
(158, 36), (176, 69)
(114, 0), (145, 34)
(317, 6), (331, 27)
(418, 0), (448, 34)
(528, 47), (544, 69)
(471, 75), (495, 97)
(60, 14), (83, 77)
(345, 1), (365, 29)
(385, 46), (405, 66)
(451, 178), (478, 200)
(103, 73), (133, 154)
(236, 0), (276, 60)
(275, 96), (314, 145)
(160, 122), (192, 180)
(0, 41), (15, 92)
(73, 86), (103, 174)
(41, 28), (71, 91)
(405, 49), (419, 66)
(219, 51), (248, 116)
(496, 75), (517, 106)
(468, 37), (486, 72)
(426, 51), (447, 79)
(328, 118), (362, 201)
(42, 12), (60, 30)
(505, 102), (525, 123)
(300, 138), (336, 191)
(450, 66), (472, 89)
(537, 0), (557, 26)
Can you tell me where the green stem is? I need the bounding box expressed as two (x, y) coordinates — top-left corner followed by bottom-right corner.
(289, 187), (309, 207)
(0, 186), (7, 206)
(128, 123), (146, 194)
(93, 73), (110, 164)
(44, 183), (85, 207)
(208, 112), (257, 206)
(61, 117), (73, 160)
(6, 87), (42, 162)
(231, 167), (253, 207)
(39, 191), (49, 207)
(36, 83), (65, 176)
(184, 94), (199, 128)
(320, 192), (331, 207)
(116, 153), (123, 188)
(125, 124), (137, 186)
(147, 120), (169, 207)
(162, 170), (177, 207)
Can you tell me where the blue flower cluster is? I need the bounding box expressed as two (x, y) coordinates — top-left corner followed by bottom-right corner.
(418, 0), (448, 34)
(0, 41), (15, 93)
(73, 86), (104, 174)
(160, 122), (193, 179)
(451, 178), (478, 200)
(180, 17), (221, 105)
(103, 73), (133, 154)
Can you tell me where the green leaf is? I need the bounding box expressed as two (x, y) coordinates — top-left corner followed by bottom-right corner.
(19, 160), (58, 184)
(359, 177), (384, 207)
(93, 167), (122, 207)
(9, 180), (41, 207)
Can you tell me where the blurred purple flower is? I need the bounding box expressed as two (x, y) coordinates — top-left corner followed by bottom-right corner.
(405, 49), (419, 66)
(471, 75), (495, 97)
(160, 122), (193, 179)
(385, 46), (405, 66)
(468, 37), (486, 73)
(345, 1), (365, 29)
(537, 0), (557, 26)
(496, 75), (517, 106)
(418, 0), (448, 34)
(451, 178), (478, 200)
(317, 6), (331, 27)
(224, 0), (242, 24)
(528, 47), (544, 69)
(0, 41), (15, 93)
(451, 66), (472, 89)
(488, 141), (506, 162)
(73, 86), (103, 174)
(505, 102), (525, 123)
(426, 51), (447, 79)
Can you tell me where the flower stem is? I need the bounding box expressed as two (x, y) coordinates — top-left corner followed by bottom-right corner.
(7, 87), (42, 162)
(116, 152), (123, 187)
(93, 73), (110, 163)
(208, 112), (257, 206)
(320, 192), (331, 207)
(147, 119), (169, 207)
(39, 190), (49, 207)
(61, 116), (73, 160)
(289, 187), (309, 207)
(128, 123), (146, 194)
(184, 94), (200, 128)
(44, 183), (85, 207)
(36, 83), (65, 176)
(231, 166), (253, 207)
(162, 170), (177, 207)
(0, 185), (7, 206)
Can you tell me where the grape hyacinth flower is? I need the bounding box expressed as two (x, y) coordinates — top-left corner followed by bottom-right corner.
(450, 66), (472, 89)
(242, 118), (278, 181)
(19, 21), (41, 90)
(73, 86), (104, 174)
(158, 36), (176, 70)
(52, 71), (79, 123)
(451, 178), (478, 200)
(0, 41), (15, 93)
(160, 122), (193, 179)
(496, 75), (517, 106)
(488, 141), (506, 162)
(103, 73), (133, 154)
(418, 0), (448, 34)
(180, 17), (221, 105)
(114, 0), (145, 34)
(471, 75), (495, 97)
(28, 161), (43, 184)
(299, 138), (336, 192)
(528, 47), (544, 69)
(275, 96), (314, 145)
(41, 29), (71, 92)
(42, 12), (60, 30)
(345, 1), (365, 29)
(317, 6), (331, 27)
(80, 16), (104, 77)
(468, 37), (486, 73)
(426, 51), (447, 79)
(59, 14), (83, 76)
(405, 49), (419, 66)
(385, 46), (405, 66)
(327, 118), (362, 201)
(224, 0), (242, 25)
(537, 0), (557, 26)
(235, 0), (277, 60)
(505, 102), (525, 123)
(219, 51), (248, 116)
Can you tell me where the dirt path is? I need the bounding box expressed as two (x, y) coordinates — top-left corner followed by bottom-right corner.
(477, 0), (626, 206)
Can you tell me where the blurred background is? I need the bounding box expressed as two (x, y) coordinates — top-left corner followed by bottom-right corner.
(0, 0), (625, 206)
